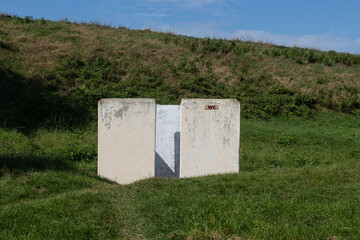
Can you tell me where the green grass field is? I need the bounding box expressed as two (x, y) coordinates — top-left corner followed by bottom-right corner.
(1, 113), (359, 239)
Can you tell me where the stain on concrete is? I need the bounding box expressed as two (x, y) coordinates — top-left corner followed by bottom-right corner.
(114, 105), (129, 119)
(101, 104), (130, 130)
(102, 106), (114, 129)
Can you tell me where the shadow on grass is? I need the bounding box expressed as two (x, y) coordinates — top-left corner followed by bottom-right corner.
(0, 153), (75, 176)
(0, 64), (91, 133)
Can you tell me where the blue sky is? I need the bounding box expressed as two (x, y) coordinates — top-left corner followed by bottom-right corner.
(1, 0), (360, 53)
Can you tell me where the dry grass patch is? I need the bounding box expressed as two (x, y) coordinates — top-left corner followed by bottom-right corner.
(17, 37), (73, 71)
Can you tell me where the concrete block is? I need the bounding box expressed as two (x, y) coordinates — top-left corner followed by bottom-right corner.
(155, 105), (180, 178)
(98, 98), (156, 184)
(180, 99), (240, 178)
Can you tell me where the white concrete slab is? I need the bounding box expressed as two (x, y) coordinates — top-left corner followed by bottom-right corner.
(98, 98), (156, 184)
(155, 105), (180, 178)
(180, 99), (240, 178)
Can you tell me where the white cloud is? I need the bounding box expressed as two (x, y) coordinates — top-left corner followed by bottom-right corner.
(91, 1), (359, 54)
(137, 0), (245, 9)
(232, 30), (360, 53)
(155, 23), (360, 53)
(141, 0), (223, 8)
(355, 38), (360, 46)
(134, 12), (166, 18)
(156, 22), (222, 37)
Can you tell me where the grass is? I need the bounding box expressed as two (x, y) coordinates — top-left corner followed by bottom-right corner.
(1, 113), (360, 239)
(1, 14), (360, 131)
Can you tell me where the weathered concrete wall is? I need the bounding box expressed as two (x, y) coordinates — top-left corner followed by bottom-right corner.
(180, 99), (240, 178)
(155, 105), (180, 178)
(98, 98), (156, 184)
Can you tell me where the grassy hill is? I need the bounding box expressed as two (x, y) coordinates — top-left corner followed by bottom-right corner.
(1, 14), (360, 129)
(1, 14), (360, 239)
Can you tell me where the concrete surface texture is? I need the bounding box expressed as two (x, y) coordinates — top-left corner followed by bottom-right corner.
(98, 98), (156, 184)
(180, 99), (240, 178)
(155, 105), (180, 178)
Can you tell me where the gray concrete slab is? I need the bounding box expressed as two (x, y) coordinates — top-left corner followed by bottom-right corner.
(98, 98), (156, 184)
(180, 99), (240, 178)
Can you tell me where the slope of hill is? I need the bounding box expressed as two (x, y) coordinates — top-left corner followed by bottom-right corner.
(1, 14), (360, 129)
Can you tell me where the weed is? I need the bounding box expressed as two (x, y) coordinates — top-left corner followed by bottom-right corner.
(295, 57), (303, 64)
(276, 135), (296, 146)
(24, 16), (33, 23)
(305, 50), (316, 63)
(316, 77), (328, 84)
(61, 143), (97, 162)
(40, 17), (46, 24)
